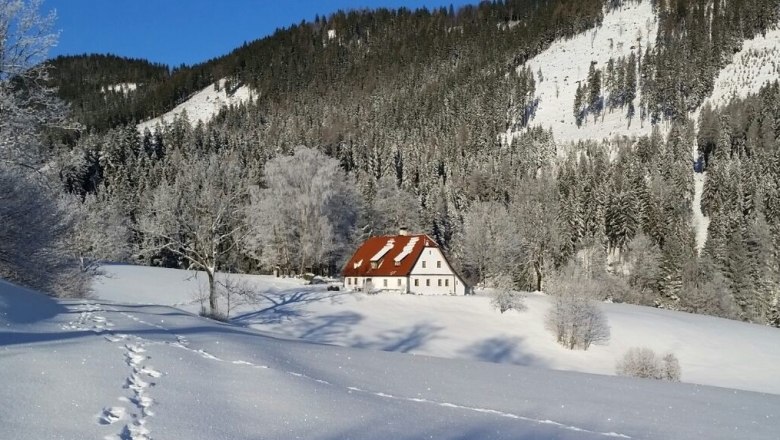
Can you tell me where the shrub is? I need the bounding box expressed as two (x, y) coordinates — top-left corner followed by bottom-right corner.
(616, 347), (681, 381)
(545, 266), (610, 350)
(490, 274), (526, 313)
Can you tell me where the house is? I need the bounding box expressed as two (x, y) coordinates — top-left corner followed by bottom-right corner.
(341, 228), (468, 295)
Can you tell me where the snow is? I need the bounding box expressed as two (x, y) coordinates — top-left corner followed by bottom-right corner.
(510, 1), (662, 145)
(137, 78), (254, 133)
(3, 274), (779, 439)
(93, 264), (780, 396)
(692, 172), (710, 252)
(101, 83), (138, 95)
(703, 26), (780, 110)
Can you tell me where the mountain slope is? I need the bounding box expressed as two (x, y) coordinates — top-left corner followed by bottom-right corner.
(512, 1), (659, 144)
(137, 78), (255, 132)
(3, 277), (779, 440)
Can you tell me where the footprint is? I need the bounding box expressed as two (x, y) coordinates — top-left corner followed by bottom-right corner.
(125, 352), (146, 367)
(139, 366), (162, 378)
(97, 406), (126, 425)
(125, 344), (146, 354)
(124, 374), (150, 392)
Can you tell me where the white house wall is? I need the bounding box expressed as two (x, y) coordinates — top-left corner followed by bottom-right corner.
(344, 276), (408, 293)
(409, 247), (466, 295)
(342, 246), (466, 295)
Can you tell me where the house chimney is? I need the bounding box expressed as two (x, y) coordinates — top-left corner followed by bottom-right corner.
(399, 226), (409, 236)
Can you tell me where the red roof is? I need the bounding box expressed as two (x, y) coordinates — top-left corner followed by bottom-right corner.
(341, 234), (437, 277)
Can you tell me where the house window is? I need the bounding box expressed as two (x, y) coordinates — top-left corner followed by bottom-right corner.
(414, 279), (419, 287)
(426, 279), (430, 287)
(347, 278), (351, 285)
(371, 261), (379, 269)
(437, 261), (442, 268)
(397, 279), (402, 286)
(445, 279), (449, 287)
(438, 279), (442, 286)
(383, 279), (388, 287)
(422, 261), (426, 268)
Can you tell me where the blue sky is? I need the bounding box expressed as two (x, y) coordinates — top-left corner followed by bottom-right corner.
(45, 0), (474, 67)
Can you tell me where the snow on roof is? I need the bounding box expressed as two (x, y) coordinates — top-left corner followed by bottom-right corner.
(370, 239), (395, 262)
(342, 234), (437, 277)
(393, 236), (419, 263)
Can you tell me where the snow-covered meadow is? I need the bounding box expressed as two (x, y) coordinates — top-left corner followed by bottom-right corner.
(3, 270), (779, 440)
(94, 265), (780, 396)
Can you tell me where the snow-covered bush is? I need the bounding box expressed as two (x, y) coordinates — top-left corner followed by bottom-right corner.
(490, 275), (526, 313)
(616, 347), (681, 381)
(545, 266), (610, 350)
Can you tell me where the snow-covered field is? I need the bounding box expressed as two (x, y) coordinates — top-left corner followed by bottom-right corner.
(137, 78), (254, 133)
(93, 265), (780, 396)
(511, 1), (662, 145)
(3, 273), (779, 439)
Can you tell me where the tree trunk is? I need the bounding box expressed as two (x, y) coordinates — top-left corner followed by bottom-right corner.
(207, 269), (218, 315)
(534, 260), (543, 292)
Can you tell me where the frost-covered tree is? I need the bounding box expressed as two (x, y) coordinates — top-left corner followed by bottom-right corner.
(367, 174), (422, 236)
(244, 146), (359, 275)
(454, 201), (525, 287)
(0, 0), (68, 169)
(0, 0), (87, 296)
(64, 192), (131, 274)
(138, 151), (249, 316)
(0, 168), (88, 296)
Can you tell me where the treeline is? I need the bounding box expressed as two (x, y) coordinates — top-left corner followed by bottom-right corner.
(46, 1), (780, 325)
(47, 0), (606, 131)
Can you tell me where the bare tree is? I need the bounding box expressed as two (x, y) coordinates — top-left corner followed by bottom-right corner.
(137, 151), (248, 316)
(545, 264), (610, 350)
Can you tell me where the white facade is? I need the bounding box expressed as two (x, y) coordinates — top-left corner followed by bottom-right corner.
(343, 246), (466, 295)
(408, 246), (466, 295)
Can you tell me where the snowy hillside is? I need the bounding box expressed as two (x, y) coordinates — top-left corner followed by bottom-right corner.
(94, 265), (780, 396)
(4, 277), (779, 439)
(511, 1), (660, 145)
(703, 27), (780, 110)
(137, 78), (254, 132)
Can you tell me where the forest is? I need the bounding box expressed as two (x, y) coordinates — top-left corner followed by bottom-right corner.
(3, 0), (779, 326)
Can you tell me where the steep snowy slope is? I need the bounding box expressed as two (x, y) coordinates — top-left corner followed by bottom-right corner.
(511, 1), (660, 145)
(94, 265), (780, 395)
(137, 78), (254, 132)
(4, 278), (779, 439)
(703, 27), (780, 110)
